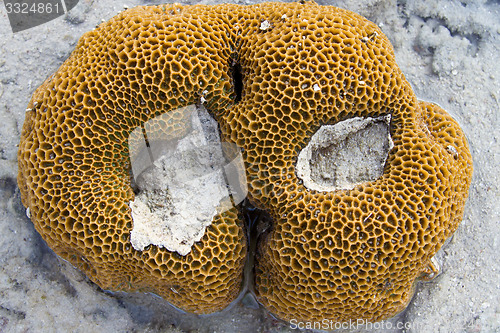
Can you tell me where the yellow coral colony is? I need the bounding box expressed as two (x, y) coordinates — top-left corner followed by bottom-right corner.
(17, 1), (473, 324)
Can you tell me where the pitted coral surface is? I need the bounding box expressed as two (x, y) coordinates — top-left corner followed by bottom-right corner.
(17, 1), (472, 323)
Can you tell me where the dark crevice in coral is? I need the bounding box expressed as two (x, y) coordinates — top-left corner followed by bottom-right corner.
(231, 62), (243, 103)
(241, 199), (272, 296)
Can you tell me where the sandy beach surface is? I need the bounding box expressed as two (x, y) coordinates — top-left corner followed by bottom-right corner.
(0, 0), (498, 332)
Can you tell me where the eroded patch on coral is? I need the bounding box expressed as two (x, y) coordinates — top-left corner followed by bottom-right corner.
(129, 107), (236, 256)
(296, 115), (393, 192)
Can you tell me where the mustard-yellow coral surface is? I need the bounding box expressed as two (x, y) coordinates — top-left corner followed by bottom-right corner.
(17, 1), (473, 324)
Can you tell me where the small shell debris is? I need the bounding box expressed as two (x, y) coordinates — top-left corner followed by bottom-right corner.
(260, 20), (271, 31)
(446, 145), (459, 159)
(201, 90), (208, 103)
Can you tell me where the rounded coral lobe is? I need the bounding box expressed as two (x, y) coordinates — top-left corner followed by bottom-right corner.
(17, 1), (472, 324)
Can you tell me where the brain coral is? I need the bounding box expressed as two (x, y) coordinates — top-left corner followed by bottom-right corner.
(17, 0), (473, 325)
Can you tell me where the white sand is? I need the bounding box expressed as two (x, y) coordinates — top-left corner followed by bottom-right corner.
(0, 0), (498, 332)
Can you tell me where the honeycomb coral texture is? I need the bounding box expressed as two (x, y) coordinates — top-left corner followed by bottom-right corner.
(17, 1), (473, 324)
